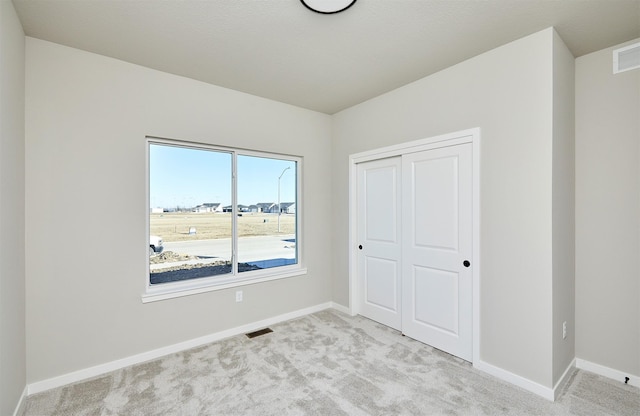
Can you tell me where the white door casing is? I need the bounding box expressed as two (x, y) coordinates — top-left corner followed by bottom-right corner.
(356, 157), (402, 330)
(401, 143), (473, 361)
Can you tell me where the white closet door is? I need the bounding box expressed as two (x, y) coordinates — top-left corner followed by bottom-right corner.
(401, 143), (473, 361)
(356, 157), (402, 330)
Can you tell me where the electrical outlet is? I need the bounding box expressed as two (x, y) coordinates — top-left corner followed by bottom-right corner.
(235, 290), (243, 302)
(562, 321), (567, 339)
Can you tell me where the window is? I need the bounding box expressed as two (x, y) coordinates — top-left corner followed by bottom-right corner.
(145, 139), (303, 301)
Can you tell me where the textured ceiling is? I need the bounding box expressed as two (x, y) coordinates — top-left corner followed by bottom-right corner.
(13, 0), (640, 114)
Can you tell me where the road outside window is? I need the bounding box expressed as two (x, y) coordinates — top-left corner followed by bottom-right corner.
(148, 141), (299, 287)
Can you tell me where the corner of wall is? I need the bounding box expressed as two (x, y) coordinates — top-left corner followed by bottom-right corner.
(0, 1), (27, 415)
(551, 29), (576, 386)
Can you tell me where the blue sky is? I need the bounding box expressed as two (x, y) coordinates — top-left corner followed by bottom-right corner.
(149, 144), (296, 208)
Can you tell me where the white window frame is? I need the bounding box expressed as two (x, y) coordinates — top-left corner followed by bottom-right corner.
(142, 137), (306, 303)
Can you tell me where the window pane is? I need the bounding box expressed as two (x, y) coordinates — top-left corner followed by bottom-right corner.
(237, 155), (297, 272)
(149, 144), (232, 284)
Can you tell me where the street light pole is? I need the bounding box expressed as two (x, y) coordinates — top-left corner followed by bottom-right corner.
(277, 166), (291, 233)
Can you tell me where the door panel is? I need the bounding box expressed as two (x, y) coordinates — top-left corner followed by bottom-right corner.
(357, 157), (402, 330)
(365, 257), (398, 311)
(402, 143), (473, 361)
(413, 157), (459, 251)
(365, 167), (398, 242)
(413, 266), (459, 335)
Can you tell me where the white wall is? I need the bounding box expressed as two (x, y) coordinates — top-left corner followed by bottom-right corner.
(575, 38), (640, 378)
(551, 30), (575, 384)
(25, 38), (333, 384)
(0, 0), (26, 414)
(333, 28), (562, 387)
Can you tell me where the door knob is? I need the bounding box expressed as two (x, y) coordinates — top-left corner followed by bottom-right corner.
(463, 260), (471, 267)
(358, 245), (363, 250)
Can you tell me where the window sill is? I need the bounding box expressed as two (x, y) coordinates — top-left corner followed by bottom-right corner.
(141, 267), (308, 303)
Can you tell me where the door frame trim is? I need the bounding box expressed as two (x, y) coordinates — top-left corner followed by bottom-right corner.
(348, 127), (480, 362)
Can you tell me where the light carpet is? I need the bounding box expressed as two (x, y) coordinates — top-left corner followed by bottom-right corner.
(24, 310), (639, 415)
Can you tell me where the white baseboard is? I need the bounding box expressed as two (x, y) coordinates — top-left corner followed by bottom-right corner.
(474, 359), (555, 401)
(475, 357), (640, 401)
(28, 302), (335, 395)
(576, 358), (640, 388)
(12, 385), (27, 416)
(553, 358), (576, 400)
(329, 301), (352, 315)
(27, 305), (617, 406)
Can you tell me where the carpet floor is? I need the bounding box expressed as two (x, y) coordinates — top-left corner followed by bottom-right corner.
(24, 310), (639, 415)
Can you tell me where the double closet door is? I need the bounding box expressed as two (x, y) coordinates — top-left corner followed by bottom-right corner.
(356, 143), (473, 362)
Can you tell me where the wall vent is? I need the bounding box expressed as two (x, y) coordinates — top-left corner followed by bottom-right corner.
(613, 42), (640, 74)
